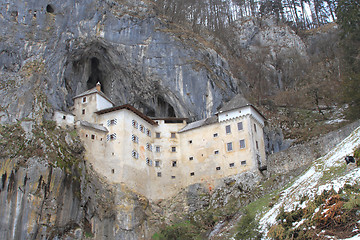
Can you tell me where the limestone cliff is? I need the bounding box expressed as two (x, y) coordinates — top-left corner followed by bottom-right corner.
(0, 0), (238, 124)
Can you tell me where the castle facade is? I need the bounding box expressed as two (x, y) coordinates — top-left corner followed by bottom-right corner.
(54, 83), (266, 200)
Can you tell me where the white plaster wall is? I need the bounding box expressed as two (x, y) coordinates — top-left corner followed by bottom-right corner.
(218, 106), (264, 127)
(96, 94), (113, 111)
(53, 111), (74, 127)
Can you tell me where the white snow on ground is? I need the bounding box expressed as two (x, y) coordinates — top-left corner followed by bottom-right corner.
(259, 126), (360, 239)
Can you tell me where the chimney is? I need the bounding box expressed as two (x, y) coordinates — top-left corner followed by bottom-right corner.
(96, 82), (101, 92)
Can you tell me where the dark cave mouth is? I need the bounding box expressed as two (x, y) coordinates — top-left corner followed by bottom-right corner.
(87, 57), (104, 92)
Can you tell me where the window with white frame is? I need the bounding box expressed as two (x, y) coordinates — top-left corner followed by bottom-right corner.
(146, 129), (151, 137)
(157, 172), (162, 177)
(107, 118), (117, 126)
(156, 132), (161, 138)
(227, 142), (233, 151)
(216, 167), (221, 171)
(132, 120), (138, 129)
(82, 97), (87, 103)
(171, 147), (176, 152)
(190, 172), (195, 176)
(229, 163), (235, 167)
(155, 160), (161, 167)
(107, 133), (117, 141)
(240, 139), (246, 149)
(156, 146), (161, 152)
(131, 134), (139, 143)
(132, 150), (139, 159)
(171, 132), (176, 138)
(146, 143), (152, 151)
(225, 125), (231, 134)
(189, 156), (194, 160)
(172, 161), (177, 167)
(213, 133), (218, 137)
(241, 160), (247, 165)
(140, 125), (145, 133)
(237, 122), (243, 131)
(146, 158), (153, 166)
(214, 150), (219, 154)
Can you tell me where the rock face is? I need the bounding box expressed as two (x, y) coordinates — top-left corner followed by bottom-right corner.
(0, 0), (238, 124)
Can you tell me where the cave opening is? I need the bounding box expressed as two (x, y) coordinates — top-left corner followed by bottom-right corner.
(46, 4), (55, 13)
(87, 57), (104, 92)
(157, 96), (176, 117)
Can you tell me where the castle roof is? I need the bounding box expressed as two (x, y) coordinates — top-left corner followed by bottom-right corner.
(78, 120), (108, 132)
(95, 104), (158, 125)
(178, 115), (217, 133)
(73, 87), (115, 105)
(218, 94), (266, 120)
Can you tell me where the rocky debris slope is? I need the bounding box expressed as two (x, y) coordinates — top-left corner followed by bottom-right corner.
(0, 0), (238, 124)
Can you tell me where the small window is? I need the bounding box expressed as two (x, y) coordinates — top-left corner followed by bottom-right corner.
(254, 124), (257, 132)
(82, 97), (87, 103)
(146, 129), (151, 137)
(171, 176), (176, 179)
(172, 161), (177, 167)
(132, 120), (138, 129)
(155, 160), (161, 167)
(189, 157), (194, 160)
(82, 109), (85, 115)
(85, 134), (88, 138)
(146, 143), (152, 151)
(241, 160), (247, 165)
(157, 172), (162, 177)
(213, 133), (218, 137)
(132, 135), (139, 143)
(190, 172), (195, 176)
(112, 152), (115, 155)
(171, 132), (176, 138)
(156, 132), (161, 138)
(229, 163), (235, 167)
(240, 139), (246, 149)
(91, 134), (95, 140)
(227, 142), (233, 151)
(111, 169), (115, 174)
(107, 133), (116, 141)
(216, 167), (221, 171)
(189, 140), (192, 144)
(256, 141), (259, 150)
(146, 158), (153, 166)
(226, 125), (231, 134)
(62, 115), (66, 120)
(214, 150), (219, 155)
(156, 146), (161, 152)
(140, 125), (145, 133)
(132, 150), (139, 159)
(238, 122), (243, 131)
(171, 147), (176, 152)
(108, 119), (117, 126)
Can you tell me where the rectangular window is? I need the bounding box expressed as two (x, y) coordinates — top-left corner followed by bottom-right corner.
(171, 147), (176, 152)
(156, 146), (161, 152)
(240, 139), (246, 149)
(132, 150), (139, 159)
(107, 133), (117, 141)
(171, 176), (176, 179)
(132, 135), (139, 143)
(254, 123), (257, 132)
(190, 172), (195, 176)
(156, 132), (161, 138)
(132, 120), (138, 129)
(189, 140), (192, 144)
(216, 167), (221, 171)
(62, 115), (66, 120)
(140, 125), (145, 133)
(227, 142), (233, 151)
(189, 157), (193, 160)
(146, 129), (151, 137)
(155, 160), (160, 167)
(107, 119), (117, 126)
(82, 109), (85, 115)
(111, 169), (115, 174)
(256, 141), (259, 150)
(172, 161), (177, 167)
(146, 158), (153, 166)
(91, 134), (95, 140)
(241, 160), (247, 165)
(171, 132), (176, 138)
(225, 125), (231, 134)
(82, 97), (87, 103)
(229, 163), (235, 167)
(238, 122), (243, 131)
(146, 143), (152, 151)
(157, 172), (162, 177)
(214, 150), (219, 155)
(213, 133), (218, 137)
